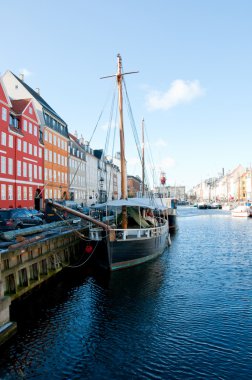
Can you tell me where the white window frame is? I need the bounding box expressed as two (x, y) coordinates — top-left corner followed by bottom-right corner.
(2, 107), (7, 121)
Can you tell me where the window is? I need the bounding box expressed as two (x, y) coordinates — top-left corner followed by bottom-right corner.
(8, 158), (13, 175)
(29, 187), (33, 200)
(9, 115), (19, 129)
(34, 146), (37, 156)
(53, 135), (57, 145)
(17, 161), (21, 176)
(54, 189), (57, 199)
(8, 185), (13, 200)
(1, 184), (6, 200)
(17, 186), (22, 200)
(58, 137), (61, 148)
(23, 120), (27, 131)
(49, 133), (52, 144)
(23, 141), (27, 153)
(34, 165), (37, 179)
(49, 189), (52, 198)
(45, 168), (48, 180)
(39, 166), (42, 180)
(29, 122), (32, 134)
(58, 172), (60, 182)
(29, 106), (33, 114)
(49, 169), (52, 180)
(17, 139), (21, 151)
(1, 132), (6, 146)
(39, 148), (42, 158)
(34, 125), (37, 136)
(8, 135), (13, 148)
(44, 130), (48, 141)
(23, 186), (27, 200)
(54, 152), (57, 163)
(49, 151), (52, 162)
(2, 107), (7, 121)
(58, 154), (60, 165)
(45, 189), (48, 199)
(23, 162), (27, 177)
(1, 156), (6, 173)
(29, 164), (32, 180)
(45, 149), (48, 161)
(54, 170), (56, 181)
(29, 143), (32, 155)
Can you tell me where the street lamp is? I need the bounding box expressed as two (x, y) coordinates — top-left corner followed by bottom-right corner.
(99, 177), (104, 203)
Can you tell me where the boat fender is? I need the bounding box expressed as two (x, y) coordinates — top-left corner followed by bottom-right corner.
(85, 245), (93, 254)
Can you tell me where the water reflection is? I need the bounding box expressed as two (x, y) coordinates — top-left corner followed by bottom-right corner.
(0, 207), (252, 379)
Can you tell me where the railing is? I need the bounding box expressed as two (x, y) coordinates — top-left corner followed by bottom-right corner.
(89, 219), (168, 241)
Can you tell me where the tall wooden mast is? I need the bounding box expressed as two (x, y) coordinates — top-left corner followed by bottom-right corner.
(101, 55), (138, 229)
(117, 54), (127, 200)
(142, 118), (145, 197)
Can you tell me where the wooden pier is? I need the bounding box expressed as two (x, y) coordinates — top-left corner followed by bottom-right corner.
(0, 221), (88, 346)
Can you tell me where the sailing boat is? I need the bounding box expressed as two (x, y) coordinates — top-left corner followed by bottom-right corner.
(89, 54), (169, 271)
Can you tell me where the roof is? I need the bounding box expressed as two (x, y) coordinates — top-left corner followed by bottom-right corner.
(91, 197), (168, 210)
(12, 72), (67, 125)
(11, 99), (30, 114)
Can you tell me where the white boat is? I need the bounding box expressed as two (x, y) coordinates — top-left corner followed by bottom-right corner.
(231, 205), (252, 217)
(89, 55), (169, 271)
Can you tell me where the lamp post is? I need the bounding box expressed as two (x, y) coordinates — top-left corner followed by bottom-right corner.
(99, 177), (104, 203)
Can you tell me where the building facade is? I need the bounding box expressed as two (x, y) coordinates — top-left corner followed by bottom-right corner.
(2, 71), (69, 202)
(0, 79), (44, 209)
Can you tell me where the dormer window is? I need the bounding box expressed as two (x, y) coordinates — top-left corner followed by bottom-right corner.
(9, 115), (19, 129)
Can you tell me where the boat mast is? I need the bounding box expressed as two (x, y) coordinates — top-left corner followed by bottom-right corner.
(117, 54), (127, 200)
(142, 118), (145, 197)
(101, 55), (138, 229)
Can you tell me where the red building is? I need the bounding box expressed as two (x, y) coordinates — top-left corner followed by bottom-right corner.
(0, 78), (44, 209)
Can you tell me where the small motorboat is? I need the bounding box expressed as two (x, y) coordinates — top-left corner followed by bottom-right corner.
(231, 205), (252, 217)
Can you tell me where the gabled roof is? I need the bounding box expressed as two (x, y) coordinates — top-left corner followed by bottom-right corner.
(11, 99), (30, 114)
(0, 77), (12, 107)
(11, 72), (67, 125)
(69, 132), (78, 143)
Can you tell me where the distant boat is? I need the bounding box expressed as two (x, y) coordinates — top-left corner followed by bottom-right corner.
(231, 205), (252, 217)
(197, 202), (207, 209)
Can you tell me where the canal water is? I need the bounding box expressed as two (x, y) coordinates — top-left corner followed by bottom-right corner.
(0, 207), (252, 379)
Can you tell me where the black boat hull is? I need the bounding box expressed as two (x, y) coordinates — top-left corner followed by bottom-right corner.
(109, 233), (168, 270)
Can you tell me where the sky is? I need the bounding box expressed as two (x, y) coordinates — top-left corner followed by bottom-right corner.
(1, 0), (252, 191)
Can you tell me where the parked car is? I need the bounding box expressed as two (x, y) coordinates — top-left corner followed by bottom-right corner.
(0, 208), (43, 231)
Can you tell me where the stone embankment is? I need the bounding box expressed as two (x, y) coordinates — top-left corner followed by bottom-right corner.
(0, 220), (89, 346)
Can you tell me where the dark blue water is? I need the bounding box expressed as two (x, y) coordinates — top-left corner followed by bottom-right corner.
(0, 207), (252, 379)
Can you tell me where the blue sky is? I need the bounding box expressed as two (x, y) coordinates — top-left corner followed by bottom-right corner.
(1, 0), (252, 190)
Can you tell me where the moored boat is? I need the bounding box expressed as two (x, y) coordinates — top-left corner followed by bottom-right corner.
(231, 205), (252, 217)
(89, 55), (169, 271)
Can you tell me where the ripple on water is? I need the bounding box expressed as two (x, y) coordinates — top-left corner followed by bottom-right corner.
(0, 208), (252, 379)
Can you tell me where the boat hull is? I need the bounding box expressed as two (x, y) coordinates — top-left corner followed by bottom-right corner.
(168, 214), (176, 232)
(109, 233), (168, 270)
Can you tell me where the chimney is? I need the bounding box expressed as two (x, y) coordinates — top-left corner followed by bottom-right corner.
(19, 73), (24, 81)
(74, 130), (78, 138)
(80, 134), (84, 144)
(35, 88), (40, 95)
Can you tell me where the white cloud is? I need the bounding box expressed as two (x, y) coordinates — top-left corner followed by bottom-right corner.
(146, 79), (205, 111)
(19, 68), (32, 77)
